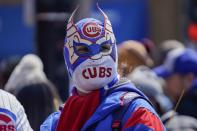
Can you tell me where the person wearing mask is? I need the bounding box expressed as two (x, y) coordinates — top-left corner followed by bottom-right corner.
(41, 5), (165, 131)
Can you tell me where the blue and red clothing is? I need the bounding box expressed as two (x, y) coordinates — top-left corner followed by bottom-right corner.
(40, 81), (165, 131)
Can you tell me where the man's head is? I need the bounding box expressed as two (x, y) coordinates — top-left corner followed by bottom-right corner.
(158, 40), (184, 64)
(154, 48), (197, 102)
(64, 6), (119, 93)
(118, 40), (153, 77)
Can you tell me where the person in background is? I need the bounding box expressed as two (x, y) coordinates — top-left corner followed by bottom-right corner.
(154, 48), (197, 103)
(0, 56), (21, 89)
(158, 40), (185, 65)
(127, 66), (173, 116)
(40, 6), (165, 131)
(0, 89), (32, 131)
(128, 63), (197, 131)
(5, 54), (62, 131)
(154, 48), (197, 130)
(118, 40), (153, 77)
(177, 79), (197, 119)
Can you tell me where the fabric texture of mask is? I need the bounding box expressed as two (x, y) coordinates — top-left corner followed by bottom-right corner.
(64, 7), (119, 93)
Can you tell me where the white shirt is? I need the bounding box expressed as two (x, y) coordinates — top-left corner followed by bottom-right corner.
(0, 89), (33, 131)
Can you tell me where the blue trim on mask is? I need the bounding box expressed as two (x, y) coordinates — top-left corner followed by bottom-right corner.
(73, 39), (113, 57)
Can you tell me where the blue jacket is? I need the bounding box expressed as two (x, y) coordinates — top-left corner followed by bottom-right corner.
(41, 80), (166, 131)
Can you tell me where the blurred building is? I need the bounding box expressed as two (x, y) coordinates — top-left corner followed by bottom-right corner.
(92, 0), (150, 44)
(0, 0), (35, 59)
(149, 0), (183, 44)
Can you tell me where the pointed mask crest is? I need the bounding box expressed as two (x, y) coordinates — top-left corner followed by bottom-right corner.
(67, 5), (79, 30)
(96, 3), (112, 28)
(67, 3), (112, 31)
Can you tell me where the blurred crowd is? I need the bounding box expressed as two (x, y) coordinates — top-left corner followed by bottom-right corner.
(0, 54), (62, 130)
(118, 39), (197, 130)
(1, 38), (197, 130)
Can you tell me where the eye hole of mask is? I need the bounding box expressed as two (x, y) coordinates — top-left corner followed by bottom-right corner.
(75, 45), (90, 55)
(100, 43), (111, 53)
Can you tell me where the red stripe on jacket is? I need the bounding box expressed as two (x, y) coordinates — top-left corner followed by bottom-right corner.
(123, 107), (164, 131)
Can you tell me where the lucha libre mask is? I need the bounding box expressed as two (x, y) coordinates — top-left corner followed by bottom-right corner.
(64, 5), (119, 93)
